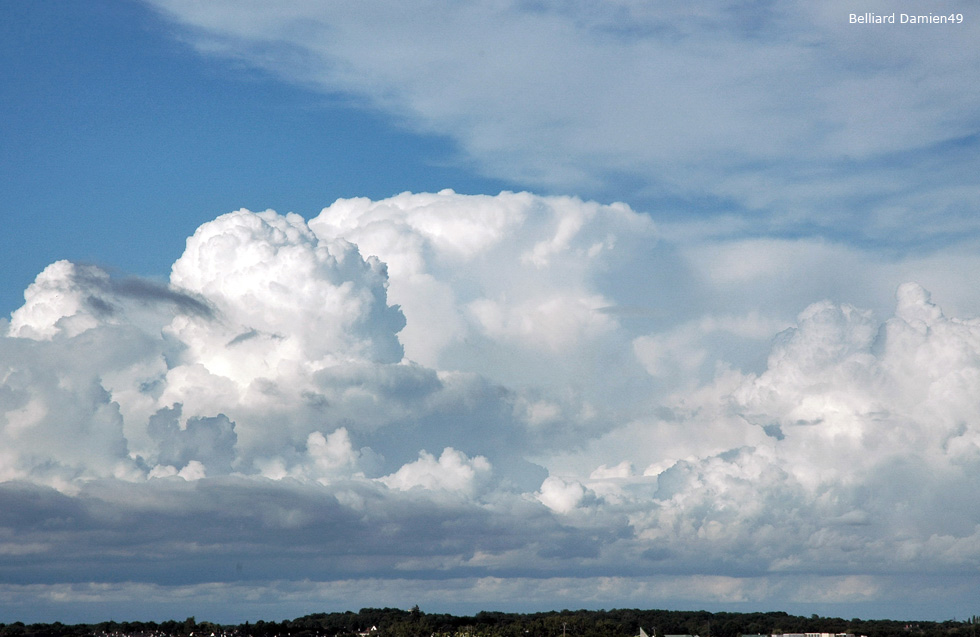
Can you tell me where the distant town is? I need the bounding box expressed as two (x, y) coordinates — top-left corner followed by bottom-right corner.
(740, 633), (868, 637)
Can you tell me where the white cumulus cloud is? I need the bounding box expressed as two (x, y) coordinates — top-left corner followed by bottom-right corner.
(5, 193), (980, 618)
(380, 447), (491, 496)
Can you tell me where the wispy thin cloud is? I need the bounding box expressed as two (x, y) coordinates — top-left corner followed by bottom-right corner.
(145, 0), (980, 244)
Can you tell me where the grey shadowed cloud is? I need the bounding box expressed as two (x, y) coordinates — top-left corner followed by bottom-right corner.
(71, 265), (214, 320)
(5, 194), (980, 620)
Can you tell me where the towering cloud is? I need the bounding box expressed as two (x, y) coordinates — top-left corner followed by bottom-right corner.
(4, 192), (980, 619)
(309, 191), (654, 392)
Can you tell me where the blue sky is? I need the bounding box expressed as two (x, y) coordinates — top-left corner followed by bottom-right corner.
(3, 0), (980, 626)
(0, 0), (508, 315)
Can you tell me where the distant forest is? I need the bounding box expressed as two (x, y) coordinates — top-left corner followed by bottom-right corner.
(3, 607), (980, 637)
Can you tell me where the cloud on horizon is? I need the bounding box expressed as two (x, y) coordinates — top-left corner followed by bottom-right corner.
(5, 192), (980, 621)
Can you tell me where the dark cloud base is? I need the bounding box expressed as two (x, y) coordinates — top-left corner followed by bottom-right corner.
(5, 196), (980, 622)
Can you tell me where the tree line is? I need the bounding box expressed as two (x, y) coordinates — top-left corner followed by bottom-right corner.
(2, 607), (979, 637)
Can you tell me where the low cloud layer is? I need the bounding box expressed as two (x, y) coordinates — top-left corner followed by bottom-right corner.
(4, 192), (980, 621)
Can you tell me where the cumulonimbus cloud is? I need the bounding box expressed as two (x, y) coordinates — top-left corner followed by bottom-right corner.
(4, 191), (980, 618)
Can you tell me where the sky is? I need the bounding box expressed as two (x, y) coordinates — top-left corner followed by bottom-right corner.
(2, 0), (980, 626)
